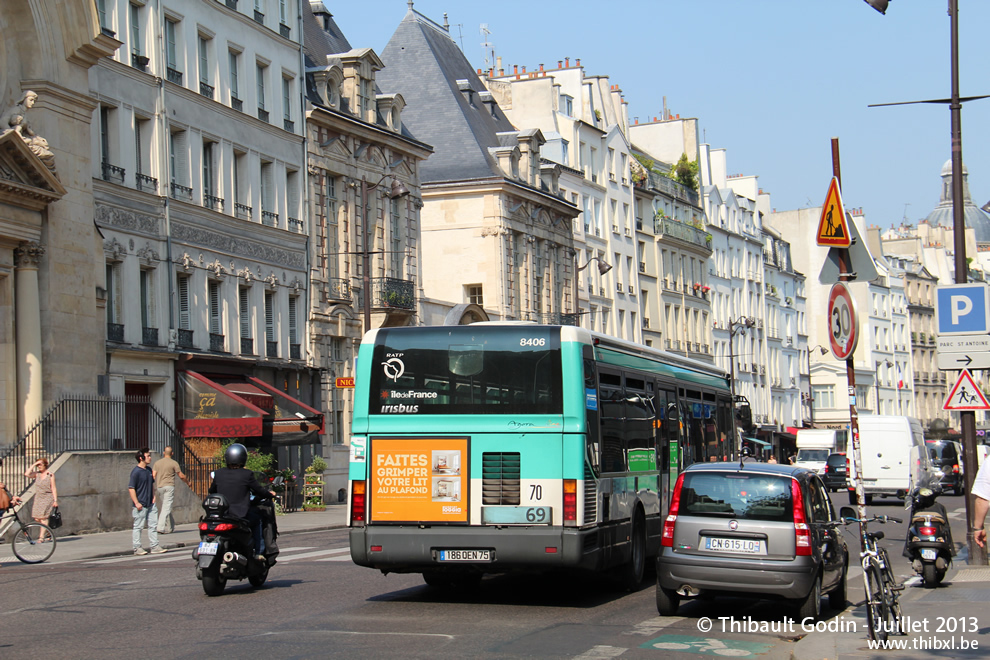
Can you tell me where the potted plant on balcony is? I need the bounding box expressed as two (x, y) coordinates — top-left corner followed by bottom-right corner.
(302, 456), (327, 511)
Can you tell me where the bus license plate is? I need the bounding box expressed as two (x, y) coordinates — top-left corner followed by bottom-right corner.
(438, 549), (491, 562)
(198, 542), (219, 556)
(703, 537), (765, 555)
(920, 549), (937, 560)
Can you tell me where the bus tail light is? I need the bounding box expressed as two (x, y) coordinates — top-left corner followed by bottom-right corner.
(351, 480), (366, 524)
(792, 478), (811, 556)
(662, 473), (685, 547)
(563, 479), (577, 526)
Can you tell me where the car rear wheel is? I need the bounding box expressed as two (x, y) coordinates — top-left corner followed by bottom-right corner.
(795, 574), (822, 621)
(827, 564), (847, 611)
(656, 584), (680, 616)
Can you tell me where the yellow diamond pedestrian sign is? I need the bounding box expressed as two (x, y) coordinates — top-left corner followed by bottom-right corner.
(943, 369), (990, 411)
(816, 177), (851, 248)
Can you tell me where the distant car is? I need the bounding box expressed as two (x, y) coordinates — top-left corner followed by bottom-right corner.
(926, 439), (963, 495)
(822, 452), (848, 492)
(656, 462), (848, 622)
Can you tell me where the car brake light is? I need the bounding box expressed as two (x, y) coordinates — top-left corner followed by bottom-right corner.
(563, 479), (577, 525)
(662, 473), (685, 547)
(953, 464), (960, 474)
(791, 479), (812, 556)
(351, 480), (366, 523)
(919, 525), (937, 536)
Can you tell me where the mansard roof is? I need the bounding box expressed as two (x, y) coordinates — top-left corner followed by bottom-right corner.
(377, 8), (518, 183)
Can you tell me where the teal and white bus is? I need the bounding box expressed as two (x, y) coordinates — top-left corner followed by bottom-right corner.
(348, 324), (733, 587)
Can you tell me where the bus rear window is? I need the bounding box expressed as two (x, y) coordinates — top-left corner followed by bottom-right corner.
(369, 326), (562, 415)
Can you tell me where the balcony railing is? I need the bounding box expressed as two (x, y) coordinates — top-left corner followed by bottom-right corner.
(101, 162), (125, 184)
(372, 277), (415, 310)
(225, 0), (237, 8)
(258, 107), (269, 123)
(279, 23), (291, 38)
(209, 333), (225, 352)
(655, 218), (712, 252)
(131, 53), (149, 71)
(288, 217), (303, 233)
(235, 203), (252, 220)
(326, 278), (351, 302)
(231, 96), (243, 112)
(199, 81), (215, 99)
(240, 337), (254, 355)
(522, 312), (580, 326)
(266, 340), (278, 358)
(136, 173), (158, 193)
(290, 343), (301, 360)
(170, 182), (193, 201)
(166, 67), (183, 85)
(204, 194), (224, 211)
(107, 323), (125, 342)
(284, 118), (294, 132)
(254, 9), (265, 24)
(141, 327), (158, 346)
(635, 171), (700, 206)
(177, 328), (194, 348)
(261, 210), (279, 227)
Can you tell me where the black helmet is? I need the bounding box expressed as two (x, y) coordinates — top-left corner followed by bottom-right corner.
(224, 443), (248, 468)
(741, 446), (753, 457)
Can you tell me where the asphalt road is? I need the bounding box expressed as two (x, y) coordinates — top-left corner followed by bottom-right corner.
(0, 493), (971, 660)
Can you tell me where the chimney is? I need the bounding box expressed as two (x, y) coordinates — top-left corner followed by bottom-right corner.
(565, 57), (569, 67)
(576, 58), (580, 67)
(539, 63), (544, 72)
(522, 65), (526, 74)
(497, 56), (502, 71)
(513, 65), (518, 75)
(558, 60), (563, 68)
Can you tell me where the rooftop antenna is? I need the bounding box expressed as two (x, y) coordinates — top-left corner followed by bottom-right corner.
(480, 23), (494, 71)
(455, 23), (464, 51)
(902, 202), (911, 224)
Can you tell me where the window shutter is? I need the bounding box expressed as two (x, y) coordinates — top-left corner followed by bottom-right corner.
(288, 296), (297, 343)
(265, 291), (275, 341)
(177, 275), (190, 329)
(209, 282), (221, 334)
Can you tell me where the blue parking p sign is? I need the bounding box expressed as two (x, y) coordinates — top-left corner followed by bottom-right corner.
(936, 284), (990, 336)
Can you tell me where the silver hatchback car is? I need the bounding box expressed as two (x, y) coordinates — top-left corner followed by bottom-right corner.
(656, 462), (847, 621)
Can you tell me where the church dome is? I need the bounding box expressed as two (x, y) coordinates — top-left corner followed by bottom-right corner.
(926, 159), (990, 243)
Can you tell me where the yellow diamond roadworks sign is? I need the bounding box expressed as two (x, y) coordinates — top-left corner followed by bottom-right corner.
(816, 177), (852, 248)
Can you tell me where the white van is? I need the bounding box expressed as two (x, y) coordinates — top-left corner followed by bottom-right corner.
(849, 415), (938, 503)
(794, 429), (847, 474)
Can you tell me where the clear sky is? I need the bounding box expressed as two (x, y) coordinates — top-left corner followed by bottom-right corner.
(322, 0), (990, 229)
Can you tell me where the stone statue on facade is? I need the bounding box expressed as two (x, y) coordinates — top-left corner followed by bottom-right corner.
(1, 90), (58, 176)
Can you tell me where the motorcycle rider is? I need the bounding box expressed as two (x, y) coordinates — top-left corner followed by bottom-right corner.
(209, 443), (276, 559)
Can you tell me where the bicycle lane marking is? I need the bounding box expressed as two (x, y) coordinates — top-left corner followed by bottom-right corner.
(639, 635), (772, 657)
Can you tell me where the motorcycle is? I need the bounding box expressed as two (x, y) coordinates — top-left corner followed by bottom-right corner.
(903, 485), (953, 588)
(192, 475), (282, 596)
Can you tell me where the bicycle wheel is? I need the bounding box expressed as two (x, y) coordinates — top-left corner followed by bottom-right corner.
(878, 549), (904, 634)
(864, 563), (890, 643)
(12, 523), (56, 564)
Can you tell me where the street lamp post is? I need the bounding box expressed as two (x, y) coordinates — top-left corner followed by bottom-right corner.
(807, 345), (829, 426)
(361, 175), (410, 333)
(728, 316), (756, 444)
(572, 254), (612, 318)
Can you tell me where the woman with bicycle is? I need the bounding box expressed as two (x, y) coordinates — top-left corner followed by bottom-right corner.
(25, 457), (57, 542)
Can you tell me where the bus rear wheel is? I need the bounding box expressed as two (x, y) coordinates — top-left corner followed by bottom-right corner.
(618, 512), (646, 591)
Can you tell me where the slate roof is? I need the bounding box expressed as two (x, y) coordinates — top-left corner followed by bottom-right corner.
(302, 2), (351, 70)
(377, 8), (518, 184)
(926, 159), (990, 243)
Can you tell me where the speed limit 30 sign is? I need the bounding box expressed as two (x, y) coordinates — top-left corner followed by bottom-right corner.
(828, 282), (859, 359)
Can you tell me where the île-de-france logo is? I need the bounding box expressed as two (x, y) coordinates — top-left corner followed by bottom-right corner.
(382, 357), (405, 382)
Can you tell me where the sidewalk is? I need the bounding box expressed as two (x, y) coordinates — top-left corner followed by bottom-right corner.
(0, 505), (348, 565)
(793, 551), (990, 659)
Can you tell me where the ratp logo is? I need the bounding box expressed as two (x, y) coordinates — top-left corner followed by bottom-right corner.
(382, 357), (405, 382)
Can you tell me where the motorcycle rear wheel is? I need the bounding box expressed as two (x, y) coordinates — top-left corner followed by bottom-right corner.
(922, 563), (938, 589)
(249, 566), (269, 587)
(202, 568), (227, 596)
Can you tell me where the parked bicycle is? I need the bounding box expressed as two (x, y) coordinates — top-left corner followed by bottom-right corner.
(2, 506), (56, 564)
(840, 507), (903, 643)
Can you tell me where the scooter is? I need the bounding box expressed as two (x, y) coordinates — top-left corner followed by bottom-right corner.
(904, 485), (953, 588)
(192, 476), (282, 597)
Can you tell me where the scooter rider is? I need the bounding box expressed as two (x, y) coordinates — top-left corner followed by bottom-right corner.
(209, 443), (276, 558)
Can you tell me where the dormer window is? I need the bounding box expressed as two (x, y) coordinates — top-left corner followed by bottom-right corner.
(325, 81), (338, 107)
(390, 106), (400, 132)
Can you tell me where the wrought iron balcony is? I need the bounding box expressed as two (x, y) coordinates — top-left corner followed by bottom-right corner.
(290, 343), (301, 360)
(107, 323), (125, 342)
(254, 10), (265, 24)
(166, 67), (183, 85)
(136, 173), (158, 193)
(261, 210), (279, 227)
(326, 278), (351, 302)
(209, 333), (225, 352)
(266, 340), (278, 358)
(225, 0), (237, 8)
(655, 218), (712, 252)
(635, 171), (700, 206)
(170, 182), (193, 201)
(522, 312), (580, 326)
(204, 194), (224, 211)
(372, 277), (415, 310)
(284, 118), (294, 132)
(258, 107), (269, 123)
(240, 337), (254, 355)
(199, 81), (215, 99)
(288, 217), (303, 233)
(279, 23), (291, 38)
(131, 53), (149, 71)
(141, 327), (158, 346)
(231, 96), (243, 112)
(235, 203), (252, 220)
(101, 162), (125, 184)
(177, 328), (194, 348)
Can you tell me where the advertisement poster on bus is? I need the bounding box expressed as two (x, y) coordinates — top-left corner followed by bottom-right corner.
(369, 437), (469, 523)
